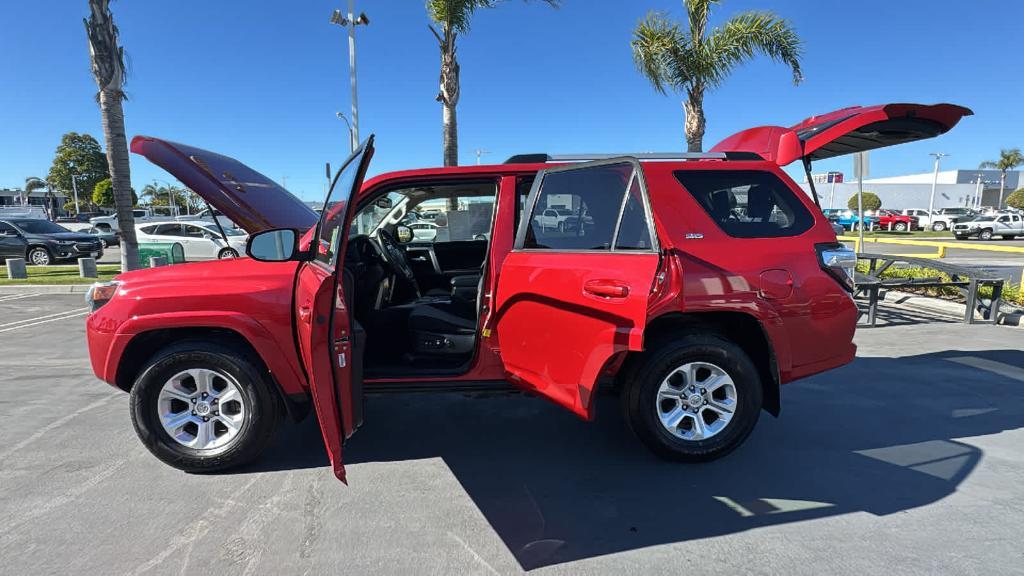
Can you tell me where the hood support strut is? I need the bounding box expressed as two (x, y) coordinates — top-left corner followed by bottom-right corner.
(201, 197), (230, 243)
(802, 157), (822, 209)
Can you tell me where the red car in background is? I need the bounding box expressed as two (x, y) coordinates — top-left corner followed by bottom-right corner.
(85, 102), (970, 483)
(874, 209), (918, 231)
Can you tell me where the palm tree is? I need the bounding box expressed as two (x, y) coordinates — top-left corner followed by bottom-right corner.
(85, 0), (139, 271)
(426, 0), (559, 168)
(23, 177), (47, 207)
(631, 0), (803, 152)
(979, 148), (1024, 208)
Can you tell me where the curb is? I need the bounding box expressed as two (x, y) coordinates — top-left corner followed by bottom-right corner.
(878, 289), (1023, 328)
(0, 284), (93, 295)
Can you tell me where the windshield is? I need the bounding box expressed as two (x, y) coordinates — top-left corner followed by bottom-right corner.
(351, 191), (407, 236)
(11, 220), (70, 234)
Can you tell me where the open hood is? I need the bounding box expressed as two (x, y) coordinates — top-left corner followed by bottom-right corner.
(131, 136), (319, 233)
(709, 103), (973, 166)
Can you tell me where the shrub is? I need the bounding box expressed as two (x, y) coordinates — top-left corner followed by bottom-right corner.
(92, 178), (137, 207)
(848, 192), (881, 211)
(1006, 188), (1024, 211)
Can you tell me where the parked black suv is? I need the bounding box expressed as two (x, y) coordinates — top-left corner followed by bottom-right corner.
(0, 219), (104, 265)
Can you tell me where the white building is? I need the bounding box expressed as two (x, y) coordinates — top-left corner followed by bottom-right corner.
(800, 169), (1019, 211)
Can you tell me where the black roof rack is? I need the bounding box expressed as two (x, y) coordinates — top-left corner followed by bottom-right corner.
(504, 152), (763, 164)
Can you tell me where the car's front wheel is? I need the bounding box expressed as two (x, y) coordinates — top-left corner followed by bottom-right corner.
(979, 229), (994, 240)
(622, 334), (763, 462)
(27, 246), (52, 266)
(932, 222), (947, 231)
(218, 248), (239, 259)
(130, 342), (280, 473)
(894, 222), (908, 231)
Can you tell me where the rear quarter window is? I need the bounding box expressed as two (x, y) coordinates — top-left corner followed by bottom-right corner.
(674, 170), (814, 238)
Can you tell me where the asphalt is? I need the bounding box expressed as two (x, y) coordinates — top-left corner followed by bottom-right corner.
(2, 295), (1024, 575)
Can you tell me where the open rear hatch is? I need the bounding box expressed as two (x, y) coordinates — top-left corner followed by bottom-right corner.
(131, 136), (319, 233)
(710, 103), (973, 167)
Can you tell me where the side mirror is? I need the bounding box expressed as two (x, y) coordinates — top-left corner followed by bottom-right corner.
(375, 197), (394, 210)
(246, 228), (298, 262)
(202, 232), (214, 239)
(395, 225), (413, 243)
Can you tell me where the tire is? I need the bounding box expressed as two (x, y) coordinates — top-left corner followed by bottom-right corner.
(27, 246), (52, 266)
(557, 221), (565, 233)
(99, 239), (109, 249)
(979, 229), (994, 241)
(621, 334), (763, 462)
(932, 222), (946, 232)
(129, 341), (280, 473)
(894, 222), (908, 232)
(218, 248), (239, 259)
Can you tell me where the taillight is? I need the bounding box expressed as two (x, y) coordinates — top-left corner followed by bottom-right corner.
(85, 280), (122, 311)
(816, 243), (857, 292)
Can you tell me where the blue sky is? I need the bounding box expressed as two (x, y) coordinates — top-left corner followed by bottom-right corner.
(1, 0), (1021, 201)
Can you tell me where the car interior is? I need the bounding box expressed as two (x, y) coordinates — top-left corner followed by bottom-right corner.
(343, 180), (499, 378)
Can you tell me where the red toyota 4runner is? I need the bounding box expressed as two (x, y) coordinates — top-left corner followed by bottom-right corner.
(86, 103), (970, 482)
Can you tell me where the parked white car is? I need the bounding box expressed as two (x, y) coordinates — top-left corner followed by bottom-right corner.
(952, 212), (1024, 240)
(533, 208), (573, 231)
(176, 207), (237, 229)
(90, 208), (174, 232)
(899, 208), (960, 232)
(136, 220), (248, 259)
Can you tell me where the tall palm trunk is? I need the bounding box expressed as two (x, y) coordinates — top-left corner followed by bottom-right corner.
(443, 102), (458, 167)
(998, 171), (1007, 208)
(85, 0), (139, 271)
(436, 27), (460, 211)
(683, 88), (706, 153)
(99, 89), (138, 270)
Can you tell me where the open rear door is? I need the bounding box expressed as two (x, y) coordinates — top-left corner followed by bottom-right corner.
(709, 103), (973, 166)
(294, 137), (374, 483)
(493, 158), (660, 419)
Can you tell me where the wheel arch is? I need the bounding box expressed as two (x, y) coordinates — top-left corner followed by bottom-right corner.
(115, 327), (310, 422)
(618, 311), (782, 417)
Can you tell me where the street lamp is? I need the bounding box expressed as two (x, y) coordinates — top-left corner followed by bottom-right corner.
(928, 153), (948, 222)
(330, 4), (370, 147)
(336, 112), (355, 153)
(475, 149), (491, 165)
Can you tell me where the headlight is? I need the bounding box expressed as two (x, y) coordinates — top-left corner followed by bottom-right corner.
(85, 281), (122, 311)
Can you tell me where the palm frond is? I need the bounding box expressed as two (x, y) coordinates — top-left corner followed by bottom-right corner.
(703, 11), (803, 89)
(684, 0), (719, 41)
(980, 148), (1024, 172)
(631, 12), (688, 95)
(978, 161), (998, 169)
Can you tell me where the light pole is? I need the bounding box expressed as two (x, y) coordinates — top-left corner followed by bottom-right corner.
(70, 174), (83, 214)
(475, 149), (491, 165)
(330, 4), (369, 147)
(336, 112), (355, 153)
(927, 153), (948, 223)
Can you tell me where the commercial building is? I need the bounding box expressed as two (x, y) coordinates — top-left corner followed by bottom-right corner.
(0, 188), (68, 209)
(800, 169), (1020, 211)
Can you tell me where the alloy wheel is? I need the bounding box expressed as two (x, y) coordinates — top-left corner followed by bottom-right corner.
(655, 361), (737, 441)
(157, 368), (246, 450)
(29, 248), (51, 266)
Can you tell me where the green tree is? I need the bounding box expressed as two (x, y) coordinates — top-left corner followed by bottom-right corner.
(426, 0), (559, 168)
(631, 0), (803, 152)
(46, 132), (110, 201)
(141, 182), (194, 212)
(86, 0), (139, 271)
(93, 178), (137, 207)
(1006, 188), (1024, 211)
(979, 148), (1024, 208)
(848, 192), (881, 212)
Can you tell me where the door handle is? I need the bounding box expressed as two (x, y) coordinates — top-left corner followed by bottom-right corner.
(299, 305), (312, 323)
(583, 279), (630, 299)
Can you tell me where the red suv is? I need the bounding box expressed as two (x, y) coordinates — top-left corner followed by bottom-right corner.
(86, 103), (969, 482)
(875, 209), (918, 232)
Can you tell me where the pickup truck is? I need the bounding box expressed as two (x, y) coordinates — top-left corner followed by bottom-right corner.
(952, 212), (1024, 240)
(89, 208), (174, 232)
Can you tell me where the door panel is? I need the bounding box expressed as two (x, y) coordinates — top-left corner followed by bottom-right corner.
(493, 158), (660, 420)
(293, 137), (374, 483)
(495, 252), (659, 417)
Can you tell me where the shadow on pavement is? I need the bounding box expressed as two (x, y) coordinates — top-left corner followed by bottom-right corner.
(264, 349), (1024, 570)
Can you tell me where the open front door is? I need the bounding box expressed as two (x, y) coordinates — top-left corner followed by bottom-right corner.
(493, 158), (660, 419)
(294, 138), (374, 483)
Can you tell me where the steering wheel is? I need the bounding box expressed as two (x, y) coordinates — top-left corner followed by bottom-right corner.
(375, 228), (420, 294)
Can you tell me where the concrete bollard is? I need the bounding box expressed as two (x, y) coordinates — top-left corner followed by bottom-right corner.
(6, 258), (27, 279)
(150, 256), (168, 268)
(78, 257), (98, 279)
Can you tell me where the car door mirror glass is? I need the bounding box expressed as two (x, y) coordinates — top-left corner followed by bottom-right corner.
(395, 225), (413, 243)
(246, 228), (297, 262)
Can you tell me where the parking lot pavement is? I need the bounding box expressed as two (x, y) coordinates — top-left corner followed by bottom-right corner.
(2, 297), (1024, 575)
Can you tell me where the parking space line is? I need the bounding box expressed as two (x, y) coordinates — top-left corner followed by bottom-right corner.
(0, 307), (90, 329)
(0, 293), (41, 302)
(948, 356), (1024, 383)
(0, 308), (90, 333)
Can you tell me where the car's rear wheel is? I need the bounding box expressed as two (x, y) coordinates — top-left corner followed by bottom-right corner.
(622, 334), (762, 462)
(932, 222), (947, 231)
(218, 248), (239, 259)
(27, 246), (52, 266)
(130, 342), (280, 473)
(979, 229), (994, 240)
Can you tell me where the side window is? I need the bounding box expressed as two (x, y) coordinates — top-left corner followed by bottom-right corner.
(133, 210), (147, 218)
(154, 224), (185, 236)
(182, 225), (207, 238)
(674, 170), (814, 238)
(0, 222), (16, 235)
(521, 161), (654, 251)
(997, 216), (1010, 223)
(139, 225), (157, 235)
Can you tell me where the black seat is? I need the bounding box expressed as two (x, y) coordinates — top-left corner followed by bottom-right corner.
(407, 277), (481, 355)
